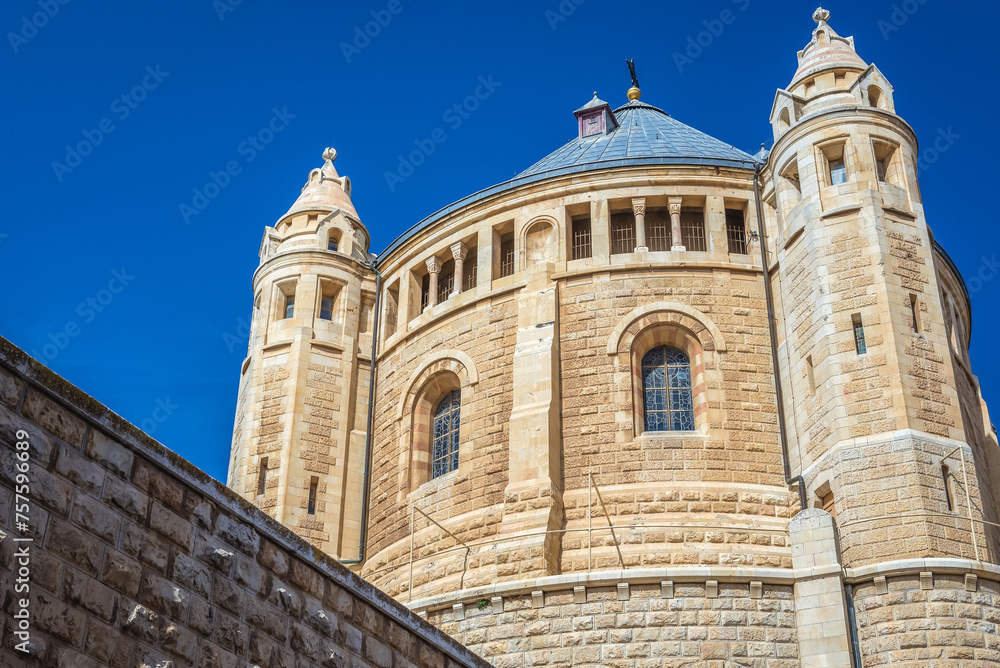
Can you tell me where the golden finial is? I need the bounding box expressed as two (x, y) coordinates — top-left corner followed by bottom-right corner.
(626, 58), (641, 101)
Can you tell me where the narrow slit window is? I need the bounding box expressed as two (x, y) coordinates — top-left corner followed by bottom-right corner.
(610, 211), (635, 255)
(307, 476), (318, 515)
(256, 457), (268, 496)
(571, 215), (593, 260)
(499, 233), (515, 277)
(680, 208), (707, 252)
(942, 465), (955, 512)
(725, 209), (748, 255)
(909, 294), (921, 333)
(852, 314), (867, 355)
(806, 356), (816, 396)
(820, 491), (836, 519)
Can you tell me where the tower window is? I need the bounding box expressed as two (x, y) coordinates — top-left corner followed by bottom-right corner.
(806, 355), (816, 397)
(571, 215), (593, 260)
(873, 140), (899, 186)
(499, 233), (515, 277)
(645, 208), (670, 252)
(432, 390), (461, 479)
(328, 234), (339, 252)
(463, 247), (478, 291)
(829, 158), (847, 185)
(852, 314), (867, 355)
(641, 346), (695, 432)
(283, 293), (295, 320)
(320, 295), (335, 321)
(680, 208), (707, 252)
(307, 476), (319, 515)
(610, 211), (635, 255)
(725, 209), (748, 255)
(256, 457), (269, 496)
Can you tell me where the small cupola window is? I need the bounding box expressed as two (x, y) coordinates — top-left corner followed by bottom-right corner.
(573, 92), (618, 139)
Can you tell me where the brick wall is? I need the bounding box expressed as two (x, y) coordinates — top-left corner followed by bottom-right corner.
(0, 336), (487, 668)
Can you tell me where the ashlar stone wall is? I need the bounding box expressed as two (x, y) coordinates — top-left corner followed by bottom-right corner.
(0, 336), (487, 668)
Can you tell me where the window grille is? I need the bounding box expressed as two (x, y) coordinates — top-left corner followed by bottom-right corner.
(432, 390), (461, 479)
(571, 215), (592, 260)
(463, 247), (478, 291)
(725, 209), (748, 254)
(437, 260), (455, 303)
(641, 346), (695, 432)
(499, 234), (515, 277)
(681, 209), (707, 252)
(420, 274), (430, 312)
(610, 212), (635, 255)
(645, 208), (670, 252)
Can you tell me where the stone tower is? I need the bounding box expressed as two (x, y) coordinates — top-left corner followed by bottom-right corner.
(228, 148), (376, 559)
(764, 8), (999, 568)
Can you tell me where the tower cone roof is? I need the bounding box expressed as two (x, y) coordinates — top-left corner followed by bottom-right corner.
(279, 148), (360, 224)
(790, 8), (867, 88)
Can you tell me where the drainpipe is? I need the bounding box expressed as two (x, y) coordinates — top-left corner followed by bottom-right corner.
(339, 259), (382, 565)
(752, 168), (806, 511)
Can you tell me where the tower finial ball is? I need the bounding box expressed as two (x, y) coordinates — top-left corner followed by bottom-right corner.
(323, 147), (337, 163)
(813, 7), (830, 24)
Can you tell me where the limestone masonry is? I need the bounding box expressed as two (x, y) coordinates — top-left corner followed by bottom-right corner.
(225, 8), (999, 667)
(2, 8), (997, 668)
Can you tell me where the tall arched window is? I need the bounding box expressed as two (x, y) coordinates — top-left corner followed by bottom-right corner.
(642, 346), (694, 432)
(431, 390), (461, 478)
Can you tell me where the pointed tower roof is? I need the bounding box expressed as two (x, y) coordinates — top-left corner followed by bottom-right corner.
(790, 8), (867, 87)
(280, 148), (360, 223)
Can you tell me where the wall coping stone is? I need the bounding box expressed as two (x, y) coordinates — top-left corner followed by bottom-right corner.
(0, 334), (490, 668)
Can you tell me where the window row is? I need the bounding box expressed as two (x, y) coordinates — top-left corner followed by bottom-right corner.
(779, 136), (905, 201)
(416, 346), (697, 483)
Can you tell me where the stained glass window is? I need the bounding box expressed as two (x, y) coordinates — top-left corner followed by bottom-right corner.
(641, 346), (695, 432)
(431, 390), (461, 479)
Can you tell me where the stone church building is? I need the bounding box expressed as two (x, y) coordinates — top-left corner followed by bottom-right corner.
(1, 7), (984, 668)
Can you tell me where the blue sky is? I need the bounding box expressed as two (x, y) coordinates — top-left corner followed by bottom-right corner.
(2, 0), (997, 482)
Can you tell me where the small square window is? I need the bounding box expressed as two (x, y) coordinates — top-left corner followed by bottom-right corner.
(829, 158), (847, 185)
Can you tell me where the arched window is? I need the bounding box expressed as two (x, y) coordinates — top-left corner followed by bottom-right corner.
(431, 390), (461, 478)
(641, 346), (694, 432)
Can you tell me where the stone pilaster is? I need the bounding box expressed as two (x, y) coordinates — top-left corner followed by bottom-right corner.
(498, 260), (563, 579)
(790, 509), (854, 668)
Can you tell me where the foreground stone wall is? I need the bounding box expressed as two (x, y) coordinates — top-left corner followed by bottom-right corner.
(0, 336), (487, 668)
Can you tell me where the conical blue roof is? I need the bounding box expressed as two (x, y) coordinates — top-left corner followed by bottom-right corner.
(519, 100), (757, 176)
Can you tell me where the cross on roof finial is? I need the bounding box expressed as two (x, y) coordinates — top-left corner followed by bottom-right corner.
(626, 59), (641, 101)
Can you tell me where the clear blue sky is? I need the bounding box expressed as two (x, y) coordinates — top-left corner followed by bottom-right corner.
(2, 0), (997, 482)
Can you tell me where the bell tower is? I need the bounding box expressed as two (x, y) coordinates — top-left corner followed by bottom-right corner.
(228, 148), (376, 560)
(765, 8), (997, 567)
